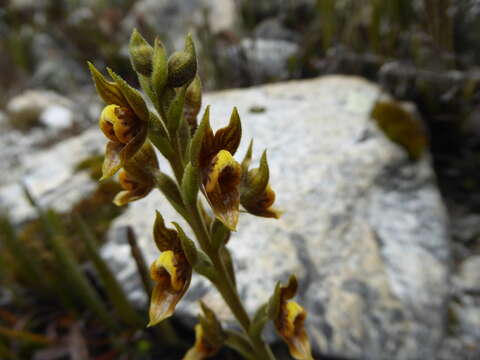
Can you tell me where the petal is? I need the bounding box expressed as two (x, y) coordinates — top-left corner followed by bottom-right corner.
(212, 107), (242, 156)
(88, 62), (129, 107)
(204, 150), (241, 231)
(112, 106), (141, 144)
(107, 68), (150, 122)
(99, 105), (121, 142)
(112, 186), (151, 206)
(101, 141), (123, 180)
(193, 106), (215, 169)
(153, 251), (183, 291)
(281, 275), (298, 301)
(148, 281), (182, 327)
(184, 75), (202, 132)
(153, 212), (182, 253)
(123, 141), (159, 181)
(119, 126), (148, 165)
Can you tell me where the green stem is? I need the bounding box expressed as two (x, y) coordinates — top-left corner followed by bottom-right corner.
(187, 204), (276, 360)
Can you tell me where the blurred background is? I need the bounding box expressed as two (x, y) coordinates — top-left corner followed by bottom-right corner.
(0, 0), (479, 359)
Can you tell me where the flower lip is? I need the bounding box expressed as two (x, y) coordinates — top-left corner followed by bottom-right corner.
(113, 166), (155, 206)
(148, 250), (192, 327)
(272, 277), (313, 360)
(283, 301), (306, 337)
(100, 104), (141, 144)
(202, 150), (241, 230)
(153, 250), (185, 292)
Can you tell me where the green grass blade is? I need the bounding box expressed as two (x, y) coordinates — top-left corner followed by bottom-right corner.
(74, 214), (144, 328)
(22, 184), (117, 330)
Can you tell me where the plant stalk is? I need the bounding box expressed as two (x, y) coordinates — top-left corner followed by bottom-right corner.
(187, 203), (276, 360)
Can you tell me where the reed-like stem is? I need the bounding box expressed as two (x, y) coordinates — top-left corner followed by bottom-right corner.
(75, 214), (144, 328)
(0, 216), (51, 294)
(22, 186), (116, 330)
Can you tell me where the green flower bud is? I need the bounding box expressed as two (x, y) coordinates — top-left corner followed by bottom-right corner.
(167, 34), (197, 88)
(129, 29), (154, 76)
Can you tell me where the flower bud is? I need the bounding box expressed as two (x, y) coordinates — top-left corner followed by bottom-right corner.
(151, 37), (168, 96)
(167, 34), (197, 88)
(129, 29), (154, 76)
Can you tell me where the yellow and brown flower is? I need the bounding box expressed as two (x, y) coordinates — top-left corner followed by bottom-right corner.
(148, 212), (192, 327)
(191, 107), (242, 230)
(99, 104), (147, 179)
(240, 146), (280, 219)
(113, 169), (153, 206)
(88, 62), (149, 179)
(272, 276), (313, 360)
(112, 141), (158, 206)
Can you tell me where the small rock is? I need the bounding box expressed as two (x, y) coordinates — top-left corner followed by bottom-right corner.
(6, 90), (74, 130)
(39, 105), (74, 130)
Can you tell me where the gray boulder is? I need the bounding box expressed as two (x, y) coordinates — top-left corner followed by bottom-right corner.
(101, 76), (451, 359)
